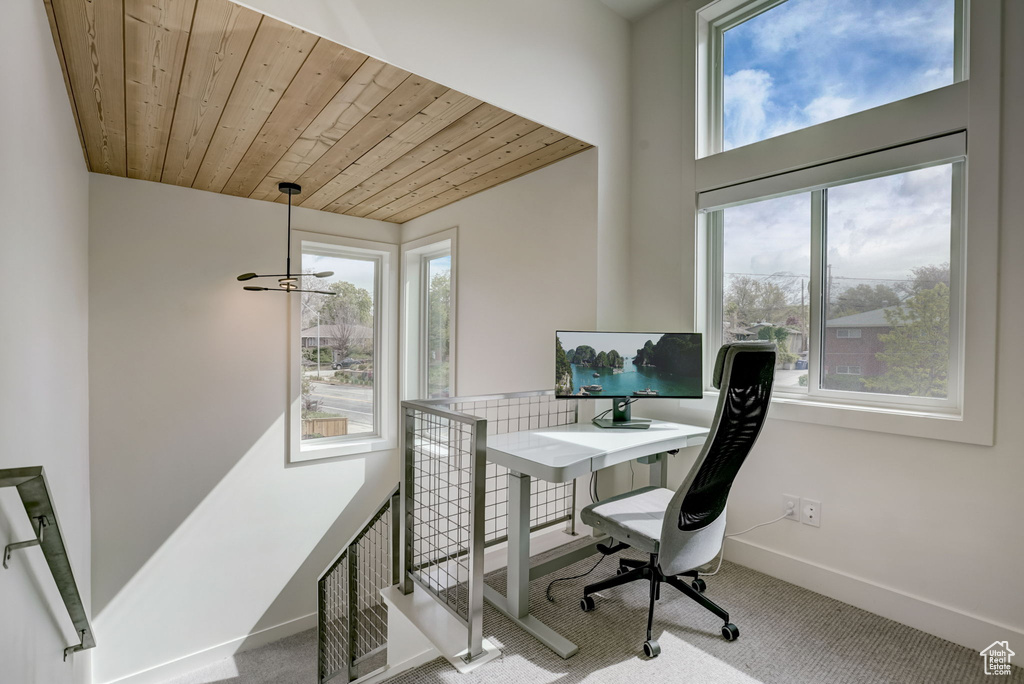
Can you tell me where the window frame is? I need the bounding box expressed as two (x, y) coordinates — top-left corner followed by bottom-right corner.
(703, 140), (966, 413)
(697, 0), (968, 157)
(687, 0), (1000, 446)
(401, 228), (457, 401)
(289, 231), (398, 463)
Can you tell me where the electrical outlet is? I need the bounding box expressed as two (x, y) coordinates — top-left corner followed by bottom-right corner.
(783, 494), (800, 521)
(801, 499), (821, 527)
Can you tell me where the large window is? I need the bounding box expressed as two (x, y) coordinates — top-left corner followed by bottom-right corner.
(299, 249), (379, 440)
(706, 141), (963, 411)
(290, 234), (397, 462)
(707, 0), (963, 153)
(402, 229), (456, 401)
(692, 0), (999, 445)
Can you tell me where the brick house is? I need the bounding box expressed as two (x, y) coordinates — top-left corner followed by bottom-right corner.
(823, 307), (903, 379)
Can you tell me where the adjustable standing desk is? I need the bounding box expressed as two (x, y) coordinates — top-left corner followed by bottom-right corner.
(483, 419), (709, 658)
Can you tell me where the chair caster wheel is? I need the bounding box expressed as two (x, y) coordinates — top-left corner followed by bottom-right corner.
(580, 596), (596, 612)
(722, 623), (739, 641)
(691, 578), (707, 593)
(643, 639), (661, 658)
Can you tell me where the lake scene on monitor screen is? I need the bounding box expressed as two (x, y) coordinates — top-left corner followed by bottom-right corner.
(555, 332), (702, 398)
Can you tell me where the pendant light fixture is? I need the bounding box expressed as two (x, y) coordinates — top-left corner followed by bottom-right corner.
(237, 182), (338, 295)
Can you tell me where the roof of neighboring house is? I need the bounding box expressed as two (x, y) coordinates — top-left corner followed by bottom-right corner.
(826, 306), (903, 327)
(301, 324), (373, 340)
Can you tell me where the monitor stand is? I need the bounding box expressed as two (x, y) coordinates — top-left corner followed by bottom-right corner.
(592, 399), (652, 429)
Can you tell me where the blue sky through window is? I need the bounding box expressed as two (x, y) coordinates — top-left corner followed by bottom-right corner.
(723, 0), (955, 150)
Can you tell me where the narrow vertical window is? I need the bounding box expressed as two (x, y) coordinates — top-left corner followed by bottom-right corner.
(300, 248), (378, 440)
(425, 254), (452, 398)
(402, 229), (456, 401)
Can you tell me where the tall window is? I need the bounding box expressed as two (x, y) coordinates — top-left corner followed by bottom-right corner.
(694, 0), (998, 443)
(291, 234), (396, 462)
(425, 254), (452, 398)
(704, 137), (964, 411)
(402, 229), (456, 400)
(703, 0), (964, 154)
(300, 246), (379, 441)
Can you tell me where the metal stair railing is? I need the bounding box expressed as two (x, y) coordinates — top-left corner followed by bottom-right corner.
(1, 466), (94, 660)
(399, 390), (579, 663)
(317, 486), (400, 684)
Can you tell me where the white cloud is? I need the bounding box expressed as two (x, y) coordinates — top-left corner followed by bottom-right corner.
(802, 94), (857, 126)
(723, 69), (772, 149)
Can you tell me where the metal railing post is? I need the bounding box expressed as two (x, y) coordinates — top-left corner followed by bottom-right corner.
(464, 417), (487, 661)
(400, 406), (415, 595)
(347, 548), (358, 682)
(390, 492), (401, 587)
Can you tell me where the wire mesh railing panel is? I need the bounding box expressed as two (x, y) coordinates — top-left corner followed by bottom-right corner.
(406, 410), (476, 623)
(318, 492), (396, 684)
(442, 393), (578, 545)
(352, 506), (390, 668)
(318, 551), (350, 683)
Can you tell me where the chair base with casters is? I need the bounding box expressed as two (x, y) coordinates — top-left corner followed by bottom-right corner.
(578, 542), (738, 657)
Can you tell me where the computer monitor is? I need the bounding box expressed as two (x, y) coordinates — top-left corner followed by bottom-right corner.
(555, 331), (702, 428)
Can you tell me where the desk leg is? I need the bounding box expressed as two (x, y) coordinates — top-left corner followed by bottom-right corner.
(650, 452), (668, 489)
(507, 471), (531, 619)
(482, 470), (580, 659)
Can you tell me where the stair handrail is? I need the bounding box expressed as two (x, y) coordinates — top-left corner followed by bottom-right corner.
(1, 466), (94, 660)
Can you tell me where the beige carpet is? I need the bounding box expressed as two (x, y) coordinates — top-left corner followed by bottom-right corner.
(164, 542), (1023, 684)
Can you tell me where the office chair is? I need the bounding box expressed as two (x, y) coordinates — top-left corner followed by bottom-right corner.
(578, 341), (776, 657)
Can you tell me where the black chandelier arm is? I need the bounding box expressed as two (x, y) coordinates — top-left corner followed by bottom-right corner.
(243, 286), (338, 295)
(237, 272), (333, 281)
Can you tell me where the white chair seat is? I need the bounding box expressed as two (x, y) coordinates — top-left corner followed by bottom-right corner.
(580, 486), (675, 554)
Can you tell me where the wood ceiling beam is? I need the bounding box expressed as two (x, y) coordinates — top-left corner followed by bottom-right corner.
(247, 58), (407, 202)
(219, 41), (367, 198)
(388, 137), (591, 223)
(322, 103), (512, 216)
(161, 0), (261, 187)
(50, 0), (126, 175)
(295, 76), (451, 210)
(125, 0), (197, 181)
(302, 89), (482, 212)
(353, 116), (542, 220)
(191, 17), (318, 193)
(42, 0), (88, 166)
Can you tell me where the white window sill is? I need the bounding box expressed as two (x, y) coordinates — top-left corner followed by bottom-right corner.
(677, 389), (992, 446)
(291, 435), (396, 463)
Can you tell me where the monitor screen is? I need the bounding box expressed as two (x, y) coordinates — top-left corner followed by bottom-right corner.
(555, 331), (702, 399)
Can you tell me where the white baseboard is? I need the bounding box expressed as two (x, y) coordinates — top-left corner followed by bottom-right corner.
(99, 612), (317, 684)
(725, 537), (1024, 653)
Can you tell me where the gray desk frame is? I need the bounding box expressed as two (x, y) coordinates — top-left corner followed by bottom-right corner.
(483, 420), (709, 658)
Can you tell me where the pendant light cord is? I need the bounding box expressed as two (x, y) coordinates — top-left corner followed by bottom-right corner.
(286, 191), (292, 278)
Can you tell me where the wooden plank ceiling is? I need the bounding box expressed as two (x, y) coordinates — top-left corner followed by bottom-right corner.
(44, 0), (591, 223)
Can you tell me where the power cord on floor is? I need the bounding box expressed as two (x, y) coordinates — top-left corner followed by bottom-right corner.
(545, 554), (606, 602)
(699, 513), (790, 577)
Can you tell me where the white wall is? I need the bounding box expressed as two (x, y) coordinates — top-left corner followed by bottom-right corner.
(234, 0), (632, 329)
(403, 148), (600, 395)
(628, 0), (1024, 651)
(88, 176), (403, 684)
(0, 1), (92, 682)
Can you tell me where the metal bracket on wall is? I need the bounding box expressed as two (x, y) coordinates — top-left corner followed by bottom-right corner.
(3, 515), (48, 569)
(64, 630), (87, 661)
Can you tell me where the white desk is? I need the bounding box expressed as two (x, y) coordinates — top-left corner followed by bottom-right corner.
(483, 419), (709, 658)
